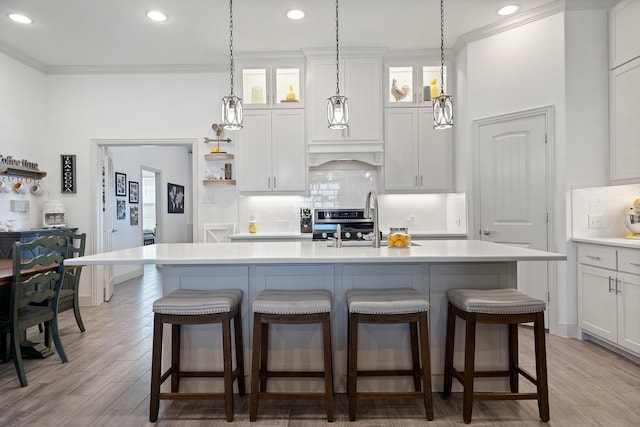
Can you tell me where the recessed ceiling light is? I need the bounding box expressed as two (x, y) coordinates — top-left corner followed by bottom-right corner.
(497, 5), (520, 16)
(286, 9), (305, 20)
(146, 10), (168, 22)
(8, 13), (32, 24)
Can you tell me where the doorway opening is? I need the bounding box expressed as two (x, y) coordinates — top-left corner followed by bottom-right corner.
(142, 168), (160, 245)
(90, 138), (198, 306)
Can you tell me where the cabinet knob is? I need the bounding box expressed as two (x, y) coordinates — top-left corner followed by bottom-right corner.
(482, 229), (493, 236)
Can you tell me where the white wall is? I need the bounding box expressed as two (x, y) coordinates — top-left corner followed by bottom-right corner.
(0, 54), (48, 228)
(458, 9), (609, 336)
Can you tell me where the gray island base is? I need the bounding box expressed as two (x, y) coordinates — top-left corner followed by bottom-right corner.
(66, 241), (565, 393)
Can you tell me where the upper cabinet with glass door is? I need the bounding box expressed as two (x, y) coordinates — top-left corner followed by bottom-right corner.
(384, 63), (448, 108)
(238, 62), (304, 109)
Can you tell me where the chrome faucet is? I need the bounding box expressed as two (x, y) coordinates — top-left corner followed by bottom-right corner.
(364, 189), (380, 248)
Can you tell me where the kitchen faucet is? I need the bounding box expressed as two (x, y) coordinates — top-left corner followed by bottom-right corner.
(364, 189), (380, 248)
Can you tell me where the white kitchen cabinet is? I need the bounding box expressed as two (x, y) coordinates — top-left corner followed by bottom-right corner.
(610, 57), (640, 183)
(237, 109), (306, 193)
(609, 0), (640, 69)
(577, 243), (640, 355)
(384, 107), (452, 192)
(384, 62), (447, 108)
(237, 61), (304, 109)
(306, 52), (382, 144)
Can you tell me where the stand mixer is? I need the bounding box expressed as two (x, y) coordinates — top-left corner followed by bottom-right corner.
(624, 198), (640, 239)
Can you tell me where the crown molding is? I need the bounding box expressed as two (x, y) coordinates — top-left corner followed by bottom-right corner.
(45, 63), (229, 75)
(0, 40), (46, 73)
(452, 0), (612, 54)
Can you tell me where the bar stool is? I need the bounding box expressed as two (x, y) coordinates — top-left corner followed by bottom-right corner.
(149, 289), (245, 422)
(443, 288), (549, 424)
(346, 287), (434, 421)
(249, 289), (334, 422)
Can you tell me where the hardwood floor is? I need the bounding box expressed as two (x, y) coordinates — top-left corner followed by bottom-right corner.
(1, 265), (639, 426)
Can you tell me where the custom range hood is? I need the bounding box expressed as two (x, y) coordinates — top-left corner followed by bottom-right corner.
(308, 140), (384, 168)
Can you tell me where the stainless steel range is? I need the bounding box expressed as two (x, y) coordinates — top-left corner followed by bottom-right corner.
(312, 208), (374, 241)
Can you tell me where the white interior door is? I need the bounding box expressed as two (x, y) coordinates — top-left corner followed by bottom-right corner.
(101, 147), (115, 301)
(477, 112), (549, 324)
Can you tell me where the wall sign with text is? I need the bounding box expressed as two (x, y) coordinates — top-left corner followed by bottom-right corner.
(61, 154), (76, 193)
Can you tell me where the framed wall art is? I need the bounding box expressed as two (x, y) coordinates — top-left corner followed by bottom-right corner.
(60, 154), (76, 193)
(117, 199), (126, 219)
(130, 206), (139, 225)
(167, 183), (184, 214)
(129, 181), (139, 203)
(115, 172), (127, 196)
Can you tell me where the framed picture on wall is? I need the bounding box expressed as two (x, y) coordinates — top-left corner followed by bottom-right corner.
(117, 199), (126, 219)
(167, 183), (185, 214)
(129, 181), (139, 203)
(115, 172), (127, 196)
(130, 206), (139, 225)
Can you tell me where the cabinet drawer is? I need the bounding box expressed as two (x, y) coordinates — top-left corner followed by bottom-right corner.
(618, 248), (640, 275)
(577, 244), (617, 269)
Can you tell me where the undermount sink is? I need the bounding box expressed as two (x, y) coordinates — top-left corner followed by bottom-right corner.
(326, 240), (421, 247)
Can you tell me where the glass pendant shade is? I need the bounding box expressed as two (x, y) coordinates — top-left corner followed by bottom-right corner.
(222, 94), (243, 130)
(433, 94), (453, 129)
(327, 95), (349, 129)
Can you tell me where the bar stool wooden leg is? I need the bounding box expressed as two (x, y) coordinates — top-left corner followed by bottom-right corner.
(259, 322), (269, 393)
(233, 307), (246, 396)
(150, 314), (163, 422)
(410, 322), (422, 391)
(348, 312), (359, 422)
(443, 302), (456, 398)
(419, 312), (434, 421)
(509, 323), (519, 393)
(534, 312), (550, 421)
(249, 313), (262, 422)
(222, 316), (234, 422)
(171, 324), (180, 393)
(322, 313), (334, 422)
(462, 313), (477, 424)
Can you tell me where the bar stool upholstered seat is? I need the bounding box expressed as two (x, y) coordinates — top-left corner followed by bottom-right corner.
(250, 289), (334, 422)
(346, 288), (433, 421)
(443, 288), (549, 424)
(149, 289), (245, 422)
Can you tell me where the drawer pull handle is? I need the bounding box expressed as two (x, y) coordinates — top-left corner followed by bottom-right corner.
(586, 255), (601, 260)
(630, 262), (640, 267)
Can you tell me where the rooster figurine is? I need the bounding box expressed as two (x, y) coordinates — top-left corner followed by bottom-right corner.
(390, 78), (411, 102)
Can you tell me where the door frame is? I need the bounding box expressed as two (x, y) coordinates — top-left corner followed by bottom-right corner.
(89, 138), (199, 305)
(470, 105), (558, 334)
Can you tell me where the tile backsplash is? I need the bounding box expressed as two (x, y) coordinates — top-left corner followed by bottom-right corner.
(237, 164), (467, 235)
(571, 183), (640, 238)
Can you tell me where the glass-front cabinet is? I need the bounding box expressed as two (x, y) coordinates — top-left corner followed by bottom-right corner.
(385, 63), (447, 107)
(238, 62), (304, 109)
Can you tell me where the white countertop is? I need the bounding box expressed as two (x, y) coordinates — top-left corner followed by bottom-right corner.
(572, 237), (640, 249)
(65, 240), (565, 266)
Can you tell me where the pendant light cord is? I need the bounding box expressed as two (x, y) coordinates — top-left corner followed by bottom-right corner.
(335, 0), (340, 96)
(229, 0), (235, 96)
(439, 0), (445, 96)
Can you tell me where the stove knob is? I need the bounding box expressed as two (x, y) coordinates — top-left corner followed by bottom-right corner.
(356, 232), (363, 238)
(333, 232), (338, 238)
(321, 232), (327, 239)
(344, 232), (352, 239)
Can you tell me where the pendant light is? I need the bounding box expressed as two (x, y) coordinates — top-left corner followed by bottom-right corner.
(327, 0), (349, 129)
(433, 0), (453, 129)
(221, 0), (243, 130)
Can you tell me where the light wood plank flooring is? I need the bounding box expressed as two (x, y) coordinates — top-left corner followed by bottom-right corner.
(1, 265), (639, 426)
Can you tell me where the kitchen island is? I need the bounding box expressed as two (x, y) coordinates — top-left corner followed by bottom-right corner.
(66, 240), (565, 392)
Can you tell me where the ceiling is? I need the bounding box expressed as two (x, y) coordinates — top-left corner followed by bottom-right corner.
(0, 0), (578, 71)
